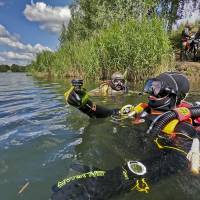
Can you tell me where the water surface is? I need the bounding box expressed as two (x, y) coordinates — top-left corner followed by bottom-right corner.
(0, 72), (200, 200)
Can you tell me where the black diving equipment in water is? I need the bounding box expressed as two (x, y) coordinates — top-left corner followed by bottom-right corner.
(144, 79), (176, 97)
(51, 145), (189, 200)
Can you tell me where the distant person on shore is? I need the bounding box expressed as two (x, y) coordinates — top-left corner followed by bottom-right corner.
(181, 24), (193, 51)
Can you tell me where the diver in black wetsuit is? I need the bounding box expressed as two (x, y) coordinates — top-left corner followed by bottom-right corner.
(51, 72), (200, 200)
(51, 150), (188, 200)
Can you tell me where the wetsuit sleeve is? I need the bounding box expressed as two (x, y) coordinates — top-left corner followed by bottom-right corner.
(79, 99), (119, 118)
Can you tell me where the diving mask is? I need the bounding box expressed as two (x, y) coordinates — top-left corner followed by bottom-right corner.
(144, 79), (176, 97)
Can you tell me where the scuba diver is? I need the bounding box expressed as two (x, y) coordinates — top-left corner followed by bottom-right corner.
(88, 72), (129, 96)
(51, 149), (189, 200)
(51, 72), (200, 199)
(180, 24), (198, 61)
(181, 24), (193, 50)
(65, 72), (193, 118)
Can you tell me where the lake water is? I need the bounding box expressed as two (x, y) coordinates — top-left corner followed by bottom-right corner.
(0, 72), (200, 200)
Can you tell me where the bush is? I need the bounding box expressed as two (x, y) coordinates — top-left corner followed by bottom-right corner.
(30, 17), (173, 79)
(68, 17), (172, 78)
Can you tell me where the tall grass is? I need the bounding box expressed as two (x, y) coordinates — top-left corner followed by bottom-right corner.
(30, 17), (173, 80)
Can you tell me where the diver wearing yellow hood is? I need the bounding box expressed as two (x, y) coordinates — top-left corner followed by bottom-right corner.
(88, 72), (129, 96)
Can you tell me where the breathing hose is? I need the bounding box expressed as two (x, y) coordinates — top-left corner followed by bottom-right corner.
(148, 106), (200, 135)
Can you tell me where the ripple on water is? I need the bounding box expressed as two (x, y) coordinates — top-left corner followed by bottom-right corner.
(0, 73), (71, 150)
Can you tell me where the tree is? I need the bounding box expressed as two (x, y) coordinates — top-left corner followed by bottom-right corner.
(60, 0), (199, 45)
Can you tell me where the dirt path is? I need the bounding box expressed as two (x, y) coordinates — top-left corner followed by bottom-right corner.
(175, 61), (200, 90)
(176, 61), (200, 70)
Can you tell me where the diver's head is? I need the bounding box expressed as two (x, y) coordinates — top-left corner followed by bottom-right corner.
(110, 72), (125, 91)
(144, 72), (190, 111)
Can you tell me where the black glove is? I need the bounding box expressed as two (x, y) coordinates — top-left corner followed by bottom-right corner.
(64, 87), (89, 108)
(64, 87), (117, 118)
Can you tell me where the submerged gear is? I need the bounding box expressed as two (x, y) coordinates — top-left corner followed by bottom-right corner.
(51, 146), (189, 200)
(145, 72), (190, 111)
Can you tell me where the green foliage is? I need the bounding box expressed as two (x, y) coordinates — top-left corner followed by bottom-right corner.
(170, 24), (184, 49)
(32, 0), (198, 79)
(31, 51), (55, 72)
(0, 64), (27, 72)
(0, 64), (10, 72)
(80, 17), (172, 78)
(64, 0), (158, 41)
(30, 16), (172, 79)
(64, 0), (199, 43)
(10, 64), (27, 72)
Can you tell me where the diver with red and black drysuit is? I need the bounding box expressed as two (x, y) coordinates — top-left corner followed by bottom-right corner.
(51, 72), (200, 200)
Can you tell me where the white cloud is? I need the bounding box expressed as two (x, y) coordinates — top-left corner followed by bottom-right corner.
(0, 56), (5, 62)
(24, 2), (71, 33)
(0, 51), (35, 61)
(0, 24), (51, 53)
(0, 51), (38, 66)
(0, 1), (5, 7)
(0, 24), (52, 65)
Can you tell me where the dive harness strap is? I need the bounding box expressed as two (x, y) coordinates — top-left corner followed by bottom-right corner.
(154, 137), (188, 155)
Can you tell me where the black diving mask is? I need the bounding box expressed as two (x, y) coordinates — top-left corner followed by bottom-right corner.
(111, 78), (125, 91)
(113, 78), (125, 85)
(144, 79), (176, 97)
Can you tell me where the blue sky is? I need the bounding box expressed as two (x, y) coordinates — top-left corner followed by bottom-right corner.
(0, 0), (72, 65)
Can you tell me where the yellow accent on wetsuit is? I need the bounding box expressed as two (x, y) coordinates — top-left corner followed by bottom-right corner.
(162, 119), (179, 135)
(132, 178), (150, 193)
(99, 83), (109, 96)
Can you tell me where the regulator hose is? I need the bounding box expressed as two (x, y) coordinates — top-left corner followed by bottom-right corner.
(148, 106), (200, 135)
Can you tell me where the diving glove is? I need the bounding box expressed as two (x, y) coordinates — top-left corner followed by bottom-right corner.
(64, 87), (89, 108)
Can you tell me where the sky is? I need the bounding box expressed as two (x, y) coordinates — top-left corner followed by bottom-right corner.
(0, 0), (199, 66)
(0, 0), (72, 66)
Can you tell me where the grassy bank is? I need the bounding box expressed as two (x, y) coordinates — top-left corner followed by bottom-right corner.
(30, 17), (173, 81)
